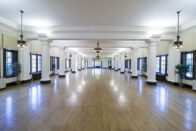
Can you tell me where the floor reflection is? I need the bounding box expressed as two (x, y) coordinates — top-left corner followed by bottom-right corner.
(29, 85), (41, 110)
(118, 92), (127, 106)
(155, 86), (168, 112)
(137, 78), (143, 95)
(6, 96), (13, 125)
(92, 69), (102, 80)
(184, 98), (192, 130)
(67, 92), (78, 106)
(66, 74), (70, 86)
(54, 78), (58, 94)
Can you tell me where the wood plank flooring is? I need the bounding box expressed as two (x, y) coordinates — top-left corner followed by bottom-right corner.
(0, 69), (196, 131)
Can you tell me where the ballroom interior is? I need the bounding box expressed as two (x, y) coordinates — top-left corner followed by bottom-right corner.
(0, 0), (196, 131)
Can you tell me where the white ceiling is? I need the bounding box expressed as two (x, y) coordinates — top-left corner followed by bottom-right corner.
(0, 0), (196, 58)
(0, 0), (196, 27)
(51, 40), (147, 57)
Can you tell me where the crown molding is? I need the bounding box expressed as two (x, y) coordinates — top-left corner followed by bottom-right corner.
(182, 19), (196, 30)
(0, 17), (17, 29)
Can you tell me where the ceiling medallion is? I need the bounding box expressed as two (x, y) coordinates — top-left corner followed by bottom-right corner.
(173, 10), (183, 49)
(17, 10), (26, 48)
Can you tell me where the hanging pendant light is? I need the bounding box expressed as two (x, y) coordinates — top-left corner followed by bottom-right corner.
(17, 10), (26, 48)
(173, 10), (183, 49)
(69, 52), (72, 59)
(96, 53), (100, 59)
(94, 41), (102, 52)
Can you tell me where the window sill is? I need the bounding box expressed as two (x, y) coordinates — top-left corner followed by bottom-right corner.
(5, 75), (17, 78)
(184, 77), (193, 80)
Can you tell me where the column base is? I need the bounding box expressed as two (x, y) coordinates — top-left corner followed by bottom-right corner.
(71, 71), (76, 73)
(58, 75), (65, 78)
(20, 78), (32, 84)
(40, 79), (51, 84)
(131, 76), (138, 78)
(146, 80), (157, 85)
(120, 72), (125, 74)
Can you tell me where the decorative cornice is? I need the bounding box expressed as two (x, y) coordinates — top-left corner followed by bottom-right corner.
(0, 17), (17, 29)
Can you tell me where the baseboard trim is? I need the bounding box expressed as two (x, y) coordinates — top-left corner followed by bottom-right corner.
(40, 80), (51, 84)
(131, 76), (138, 78)
(146, 81), (157, 85)
(58, 75), (65, 78)
(20, 79), (32, 84)
(6, 82), (17, 87)
(167, 80), (179, 86)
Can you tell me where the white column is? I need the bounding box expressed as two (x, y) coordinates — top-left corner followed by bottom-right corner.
(71, 52), (77, 73)
(59, 47), (65, 77)
(40, 41), (51, 84)
(146, 40), (158, 85)
(118, 55), (121, 70)
(167, 43), (180, 84)
(82, 57), (85, 69)
(112, 57), (114, 69)
(131, 48), (138, 78)
(115, 56), (118, 71)
(77, 54), (81, 71)
(18, 43), (31, 82)
(120, 53), (125, 73)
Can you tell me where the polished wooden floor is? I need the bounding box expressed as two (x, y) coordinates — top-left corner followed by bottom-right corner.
(0, 69), (196, 131)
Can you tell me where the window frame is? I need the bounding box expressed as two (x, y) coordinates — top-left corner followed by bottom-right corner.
(156, 55), (168, 75)
(3, 49), (18, 78)
(137, 57), (147, 72)
(50, 56), (59, 71)
(181, 51), (194, 79)
(30, 53), (42, 74)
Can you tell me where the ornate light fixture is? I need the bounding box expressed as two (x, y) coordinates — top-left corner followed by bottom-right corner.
(96, 53), (100, 59)
(17, 10), (26, 48)
(173, 10), (183, 49)
(94, 41), (102, 52)
(69, 52), (72, 59)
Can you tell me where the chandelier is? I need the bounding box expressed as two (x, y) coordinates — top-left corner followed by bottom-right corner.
(69, 52), (72, 59)
(173, 10), (183, 49)
(94, 41), (102, 52)
(96, 53), (100, 59)
(17, 10), (26, 48)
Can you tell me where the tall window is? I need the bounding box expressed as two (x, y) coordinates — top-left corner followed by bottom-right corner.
(161, 56), (166, 74)
(37, 55), (42, 72)
(156, 55), (167, 75)
(139, 58), (142, 71)
(50, 56), (59, 70)
(137, 57), (147, 72)
(125, 60), (128, 68)
(156, 57), (160, 73)
(31, 54), (42, 73)
(6, 51), (13, 76)
(186, 53), (193, 78)
(3, 49), (18, 77)
(32, 55), (37, 73)
(128, 59), (131, 69)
